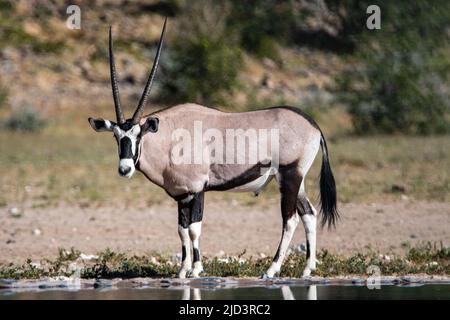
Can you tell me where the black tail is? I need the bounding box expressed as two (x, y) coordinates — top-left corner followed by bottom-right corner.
(319, 134), (339, 228)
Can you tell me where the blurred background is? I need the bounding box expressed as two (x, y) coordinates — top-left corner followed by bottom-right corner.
(0, 0), (449, 260)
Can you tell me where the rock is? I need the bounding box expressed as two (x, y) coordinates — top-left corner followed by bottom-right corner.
(262, 58), (277, 69)
(150, 257), (159, 265)
(33, 228), (42, 236)
(391, 184), (406, 193)
(8, 207), (22, 218)
(216, 250), (225, 257)
(291, 243), (306, 253)
(259, 252), (267, 259)
(260, 73), (274, 89)
(400, 276), (423, 284)
(23, 21), (43, 37)
(351, 278), (365, 285)
(79, 254), (98, 261)
(94, 279), (115, 288)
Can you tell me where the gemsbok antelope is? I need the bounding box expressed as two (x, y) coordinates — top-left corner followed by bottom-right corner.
(88, 18), (338, 278)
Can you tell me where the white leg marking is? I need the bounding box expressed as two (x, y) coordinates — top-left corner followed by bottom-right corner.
(189, 222), (203, 278)
(301, 200), (317, 277)
(178, 225), (191, 279)
(265, 214), (300, 278)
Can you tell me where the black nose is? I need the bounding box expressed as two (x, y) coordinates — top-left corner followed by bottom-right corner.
(119, 166), (131, 176)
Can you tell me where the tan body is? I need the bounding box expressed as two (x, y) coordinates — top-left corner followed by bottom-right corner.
(138, 103), (321, 198)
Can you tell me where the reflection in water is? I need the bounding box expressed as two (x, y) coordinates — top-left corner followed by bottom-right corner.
(181, 285), (318, 300)
(1, 283), (448, 300)
(281, 285), (317, 300)
(182, 288), (201, 300)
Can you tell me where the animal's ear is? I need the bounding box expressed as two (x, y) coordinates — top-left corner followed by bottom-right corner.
(88, 118), (115, 132)
(142, 117), (159, 133)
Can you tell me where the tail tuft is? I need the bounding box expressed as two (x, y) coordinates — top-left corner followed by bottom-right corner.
(319, 135), (339, 228)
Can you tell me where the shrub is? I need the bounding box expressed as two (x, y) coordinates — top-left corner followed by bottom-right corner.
(158, 1), (242, 106)
(227, 0), (304, 61)
(335, 1), (450, 134)
(4, 107), (47, 132)
(0, 83), (7, 108)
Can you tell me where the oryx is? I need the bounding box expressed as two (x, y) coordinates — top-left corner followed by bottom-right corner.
(88, 18), (338, 278)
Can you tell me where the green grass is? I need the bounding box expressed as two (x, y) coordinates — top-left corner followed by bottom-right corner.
(0, 243), (448, 279)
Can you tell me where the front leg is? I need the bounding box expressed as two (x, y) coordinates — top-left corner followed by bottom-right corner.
(178, 199), (192, 279)
(177, 192), (204, 278)
(189, 221), (203, 277)
(189, 192), (204, 278)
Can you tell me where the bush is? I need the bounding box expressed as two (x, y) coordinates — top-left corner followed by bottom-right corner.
(227, 0), (305, 61)
(4, 107), (47, 132)
(335, 2), (450, 134)
(0, 84), (7, 108)
(159, 1), (242, 106)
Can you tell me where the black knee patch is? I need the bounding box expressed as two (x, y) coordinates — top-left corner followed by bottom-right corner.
(178, 192), (204, 228)
(193, 248), (200, 263)
(181, 245), (187, 262)
(297, 197), (313, 216)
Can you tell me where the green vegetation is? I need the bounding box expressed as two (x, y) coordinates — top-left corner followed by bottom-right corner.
(159, 1), (242, 105)
(0, 82), (7, 108)
(0, 1), (66, 54)
(0, 243), (447, 279)
(0, 1), (448, 133)
(335, 1), (450, 134)
(3, 107), (47, 132)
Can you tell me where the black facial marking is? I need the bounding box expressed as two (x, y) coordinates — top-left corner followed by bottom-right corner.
(193, 248), (200, 263)
(118, 120), (134, 131)
(119, 136), (133, 159)
(93, 119), (105, 129)
(182, 245), (187, 262)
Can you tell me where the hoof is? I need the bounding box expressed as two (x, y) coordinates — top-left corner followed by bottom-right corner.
(189, 268), (204, 278)
(261, 273), (277, 280)
(178, 268), (192, 279)
(302, 267), (316, 278)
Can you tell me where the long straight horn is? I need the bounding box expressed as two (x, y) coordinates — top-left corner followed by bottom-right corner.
(132, 17), (167, 125)
(109, 26), (125, 124)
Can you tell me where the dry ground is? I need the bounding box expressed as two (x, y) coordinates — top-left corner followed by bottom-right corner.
(1, 200), (449, 264)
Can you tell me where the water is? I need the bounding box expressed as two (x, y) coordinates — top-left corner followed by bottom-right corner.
(1, 284), (449, 300)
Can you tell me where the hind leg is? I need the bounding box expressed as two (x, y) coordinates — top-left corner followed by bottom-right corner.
(264, 166), (301, 278)
(297, 187), (318, 277)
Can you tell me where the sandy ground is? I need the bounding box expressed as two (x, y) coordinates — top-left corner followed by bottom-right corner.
(1, 200), (449, 264)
